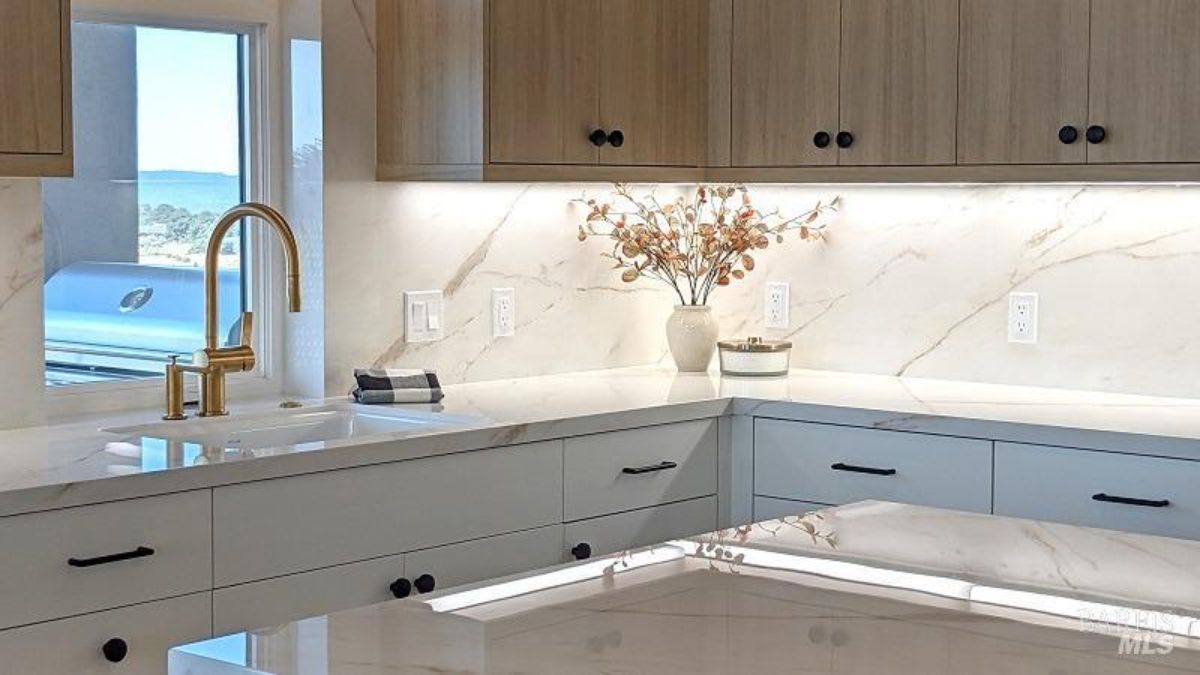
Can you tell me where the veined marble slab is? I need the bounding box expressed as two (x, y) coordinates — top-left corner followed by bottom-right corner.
(4, 366), (1200, 517)
(170, 502), (1200, 674)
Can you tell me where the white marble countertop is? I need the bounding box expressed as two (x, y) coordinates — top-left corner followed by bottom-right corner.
(5, 366), (1200, 517)
(169, 502), (1200, 674)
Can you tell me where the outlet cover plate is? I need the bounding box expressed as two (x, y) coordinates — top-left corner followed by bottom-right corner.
(1008, 292), (1038, 344)
(492, 288), (515, 338)
(765, 282), (790, 330)
(404, 290), (444, 343)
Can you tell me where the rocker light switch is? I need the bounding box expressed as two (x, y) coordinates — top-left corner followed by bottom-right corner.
(404, 290), (444, 342)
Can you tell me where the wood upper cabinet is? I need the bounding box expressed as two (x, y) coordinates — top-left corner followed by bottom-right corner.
(599, 0), (706, 166)
(838, 0), (959, 166)
(1089, 0), (1200, 163)
(489, 0), (599, 165)
(0, 0), (72, 177)
(377, 0), (484, 178)
(957, 0), (1089, 165)
(730, 0), (839, 167)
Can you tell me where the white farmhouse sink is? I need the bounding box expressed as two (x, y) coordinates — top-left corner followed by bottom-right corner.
(106, 404), (483, 450)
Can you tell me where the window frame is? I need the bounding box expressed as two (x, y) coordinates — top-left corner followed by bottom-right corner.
(46, 9), (286, 421)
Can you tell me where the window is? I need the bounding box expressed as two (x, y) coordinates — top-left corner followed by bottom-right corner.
(42, 22), (251, 386)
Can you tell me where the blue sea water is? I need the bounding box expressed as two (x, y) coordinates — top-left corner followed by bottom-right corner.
(137, 170), (241, 214)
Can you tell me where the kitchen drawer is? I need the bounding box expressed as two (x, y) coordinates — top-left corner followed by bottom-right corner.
(0, 592), (211, 675)
(753, 496), (832, 522)
(405, 524), (564, 592)
(213, 441), (563, 586)
(564, 496), (717, 560)
(564, 419), (718, 521)
(213, 525), (565, 635)
(754, 420), (993, 513)
(0, 490), (212, 630)
(213, 551), (406, 635)
(995, 442), (1200, 540)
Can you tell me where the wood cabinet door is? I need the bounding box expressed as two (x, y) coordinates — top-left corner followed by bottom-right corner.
(0, 0), (66, 155)
(599, 0), (706, 166)
(489, 0), (600, 164)
(1089, 0), (1200, 163)
(731, 0), (840, 167)
(838, 0), (959, 166)
(957, 0), (1089, 165)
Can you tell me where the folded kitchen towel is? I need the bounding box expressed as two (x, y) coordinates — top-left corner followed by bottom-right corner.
(351, 368), (444, 404)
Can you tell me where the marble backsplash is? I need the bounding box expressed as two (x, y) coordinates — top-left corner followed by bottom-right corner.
(322, 180), (1200, 399)
(0, 180), (46, 429)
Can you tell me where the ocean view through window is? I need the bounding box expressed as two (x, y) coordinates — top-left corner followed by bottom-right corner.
(42, 23), (249, 386)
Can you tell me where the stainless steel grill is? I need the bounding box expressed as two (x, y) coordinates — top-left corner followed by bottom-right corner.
(45, 262), (242, 384)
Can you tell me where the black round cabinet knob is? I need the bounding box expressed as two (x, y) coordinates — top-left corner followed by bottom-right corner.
(588, 129), (608, 147)
(414, 574), (436, 594)
(1086, 125), (1107, 144)
(571, 542), (592, 560)
(389, 577), (412, 599)
(835, 131), (854, 149)
(1058, 125), (1079, 145)
(102, 638), (128, 663)
(813, 131), (831, 149)
(607, 129), (625, 148)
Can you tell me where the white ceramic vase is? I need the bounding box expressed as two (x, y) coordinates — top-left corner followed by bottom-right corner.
(665, 305), (719, 372)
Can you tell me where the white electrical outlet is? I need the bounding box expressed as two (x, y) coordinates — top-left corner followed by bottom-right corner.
(765, 282), (790, 330)
(492, 288), (515, 337)
(1008, 292), (1038, 344)
(404, 290), (444, 343)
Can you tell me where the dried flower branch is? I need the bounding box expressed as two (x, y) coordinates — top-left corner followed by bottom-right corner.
(576, 184), (839, 305)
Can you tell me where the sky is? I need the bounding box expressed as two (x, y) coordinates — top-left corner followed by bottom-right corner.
(136, 27), (241, 176)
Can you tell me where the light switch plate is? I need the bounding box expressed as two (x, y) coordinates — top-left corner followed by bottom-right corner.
(404, 290), (444, 343)
(492, 288), (516, 338)
(765, 282), (790, 330)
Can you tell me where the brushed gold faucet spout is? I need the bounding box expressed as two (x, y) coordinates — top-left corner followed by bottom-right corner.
(165, 202), (302, 420)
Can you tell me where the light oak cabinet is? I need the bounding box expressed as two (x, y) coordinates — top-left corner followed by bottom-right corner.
(0, 0), (72, 177)
(730, 0), (839, 167)
(957, 0), (1090, 165)
(838, 0), (959, 166)
(730, 0), (958, 168)
(1088, 0), (1200, 163)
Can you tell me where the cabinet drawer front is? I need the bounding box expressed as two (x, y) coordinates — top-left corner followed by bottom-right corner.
(753, 497), (832, 523)
(754, 420), (993, 512)
(995, 443), (1200, 540)
(564, 419), (718, 521)
(0, 592), (210, 675)
(564, 496), (717, 559)
(213, 441), (563, 586)
(405, 524), (565, 592)
(0, 490), (212, 630)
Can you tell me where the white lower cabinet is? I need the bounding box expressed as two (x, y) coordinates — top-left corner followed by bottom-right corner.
(754, 419), (993, 513)
(0, 592), (211, 675)
(213, 525), (565, 635)
(994, 442), (1200, 540)
(212, 440), (564, 586)
(753, 496), (832, 522)
(0, 490), (212, 631)
(564, 496), (718, 560)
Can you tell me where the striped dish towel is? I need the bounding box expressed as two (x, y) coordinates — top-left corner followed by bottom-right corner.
(351, 368), (444, 404)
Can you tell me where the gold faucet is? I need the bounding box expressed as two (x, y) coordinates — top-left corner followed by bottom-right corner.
(164, 203), (302, 420)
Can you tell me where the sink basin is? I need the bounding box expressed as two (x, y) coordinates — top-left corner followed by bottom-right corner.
(106, 404), (484, 450)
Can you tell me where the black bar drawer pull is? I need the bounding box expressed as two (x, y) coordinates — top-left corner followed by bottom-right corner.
(1092, 493), (1170, 508)
(831, 462), (897, 476)
(68, 546), (155, 568)
(622, 461), (678, 475)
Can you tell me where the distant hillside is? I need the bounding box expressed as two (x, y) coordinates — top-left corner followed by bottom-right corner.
(138, 170), (241, 214)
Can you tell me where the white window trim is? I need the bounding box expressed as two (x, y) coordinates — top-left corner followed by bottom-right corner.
(47, 10), (288, 422)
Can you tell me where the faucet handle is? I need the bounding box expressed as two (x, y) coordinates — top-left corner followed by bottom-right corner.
(239, 311), (254, 348)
